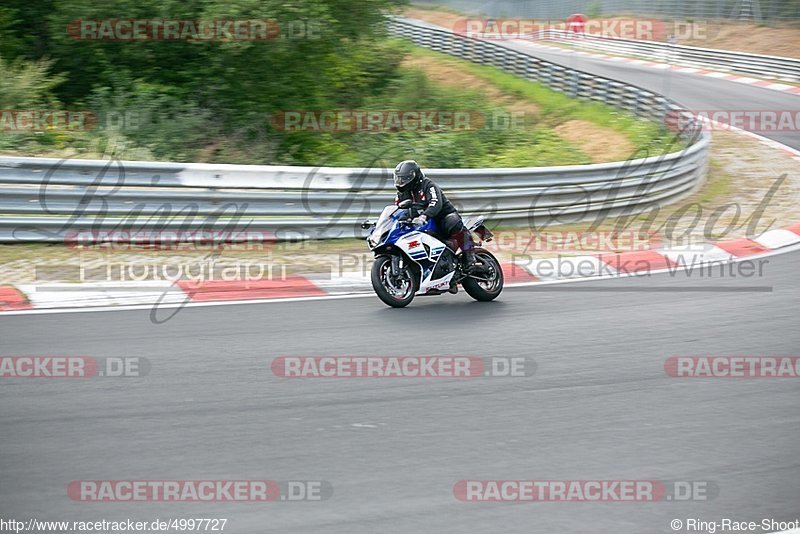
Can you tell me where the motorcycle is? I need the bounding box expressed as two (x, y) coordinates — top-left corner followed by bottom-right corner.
(361, 200), (504, 308)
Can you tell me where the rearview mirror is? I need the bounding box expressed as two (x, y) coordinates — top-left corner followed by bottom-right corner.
(360, 221), (373, 230)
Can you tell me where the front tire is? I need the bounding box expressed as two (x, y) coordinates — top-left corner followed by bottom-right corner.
(371, 255), (418, 308)
(462, 249), (503, 302)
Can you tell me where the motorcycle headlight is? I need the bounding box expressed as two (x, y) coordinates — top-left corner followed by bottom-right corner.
(368, 231), (385, 248)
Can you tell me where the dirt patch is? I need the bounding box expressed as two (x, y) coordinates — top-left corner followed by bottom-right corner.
(402, 8), (463, 30)
(680, 22), (800, 60)
(554, 120), (634, 162)
(403, 54), (636, 162)
(400, 54), (540, 116)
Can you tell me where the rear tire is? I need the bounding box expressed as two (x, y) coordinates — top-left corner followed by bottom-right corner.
(371, 255), (418, 308)
(462, 249), (503, 302)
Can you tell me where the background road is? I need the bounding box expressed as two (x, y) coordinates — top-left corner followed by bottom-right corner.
(408, 18), (800, 150)
(1, 249), (799, 533)
(506, 39), (800, 149)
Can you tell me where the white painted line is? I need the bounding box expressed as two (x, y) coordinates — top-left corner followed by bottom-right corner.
(753, 228), (800, 249)
(768, 83), (794, 90)
(0, 292), (378, 316)
(659, 244), (734, 266)
(311, 272), (372, 294)
(310, 272), (370, 287)
(704, 71), (730, 78)
(17, 282), (188, 308)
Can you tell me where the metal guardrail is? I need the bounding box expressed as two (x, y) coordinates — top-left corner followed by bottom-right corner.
(0, 19), (710, 243)
(529, 29), (800, 82)
(411, 0), (800, 24)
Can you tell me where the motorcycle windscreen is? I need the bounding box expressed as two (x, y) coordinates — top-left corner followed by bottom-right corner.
(369, 206), (401, 246)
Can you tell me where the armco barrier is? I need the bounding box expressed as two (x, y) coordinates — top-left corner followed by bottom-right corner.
(0, 18), (709, 242)
(525, 28), (800, 82)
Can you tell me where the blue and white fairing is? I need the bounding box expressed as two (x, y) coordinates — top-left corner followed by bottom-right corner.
(367, 206), (455, 293)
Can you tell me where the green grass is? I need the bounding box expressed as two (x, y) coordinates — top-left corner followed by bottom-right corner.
(0, 42), (676, 169)
(305, 44), (676, 168)
(694, 159), (733, 206)
(407, 47), (673, 154)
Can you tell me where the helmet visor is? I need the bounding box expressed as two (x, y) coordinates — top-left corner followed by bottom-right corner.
(393, 170), (415, 190)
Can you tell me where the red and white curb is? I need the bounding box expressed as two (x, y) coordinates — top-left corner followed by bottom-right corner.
(1, 223), (799, 313)
(504, 223), (800, 283)
(512, 39), (800, 96)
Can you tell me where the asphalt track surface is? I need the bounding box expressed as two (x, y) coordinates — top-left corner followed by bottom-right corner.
(2, 24), (799, 533)
(1, 248), (799, 533)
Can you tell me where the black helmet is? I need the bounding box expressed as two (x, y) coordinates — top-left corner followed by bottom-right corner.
(393, 160), (422, 193)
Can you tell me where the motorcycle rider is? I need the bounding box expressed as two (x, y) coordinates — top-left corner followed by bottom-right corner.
(393, 160), (477, 270)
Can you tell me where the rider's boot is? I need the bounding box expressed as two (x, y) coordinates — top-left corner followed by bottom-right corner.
(461, 247), (481, 274)
(460, 228), (480, 273)
(462, 249), (476, 268)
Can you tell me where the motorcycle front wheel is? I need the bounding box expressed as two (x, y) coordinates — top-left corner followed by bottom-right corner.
(371, 255), (418, 308)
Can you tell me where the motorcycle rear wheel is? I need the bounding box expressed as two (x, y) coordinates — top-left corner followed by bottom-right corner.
(461, 249), (504, 302)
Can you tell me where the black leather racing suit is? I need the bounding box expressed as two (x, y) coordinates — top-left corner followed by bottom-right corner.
(395, 175), (474, 256)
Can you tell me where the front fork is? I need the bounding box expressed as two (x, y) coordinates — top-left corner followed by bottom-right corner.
(390, 255), (403, 277)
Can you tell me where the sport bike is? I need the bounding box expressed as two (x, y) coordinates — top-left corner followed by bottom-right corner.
(362, 200), (503, 308)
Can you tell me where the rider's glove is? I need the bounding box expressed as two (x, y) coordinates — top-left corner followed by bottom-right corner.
(412, 214), (428, 227)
